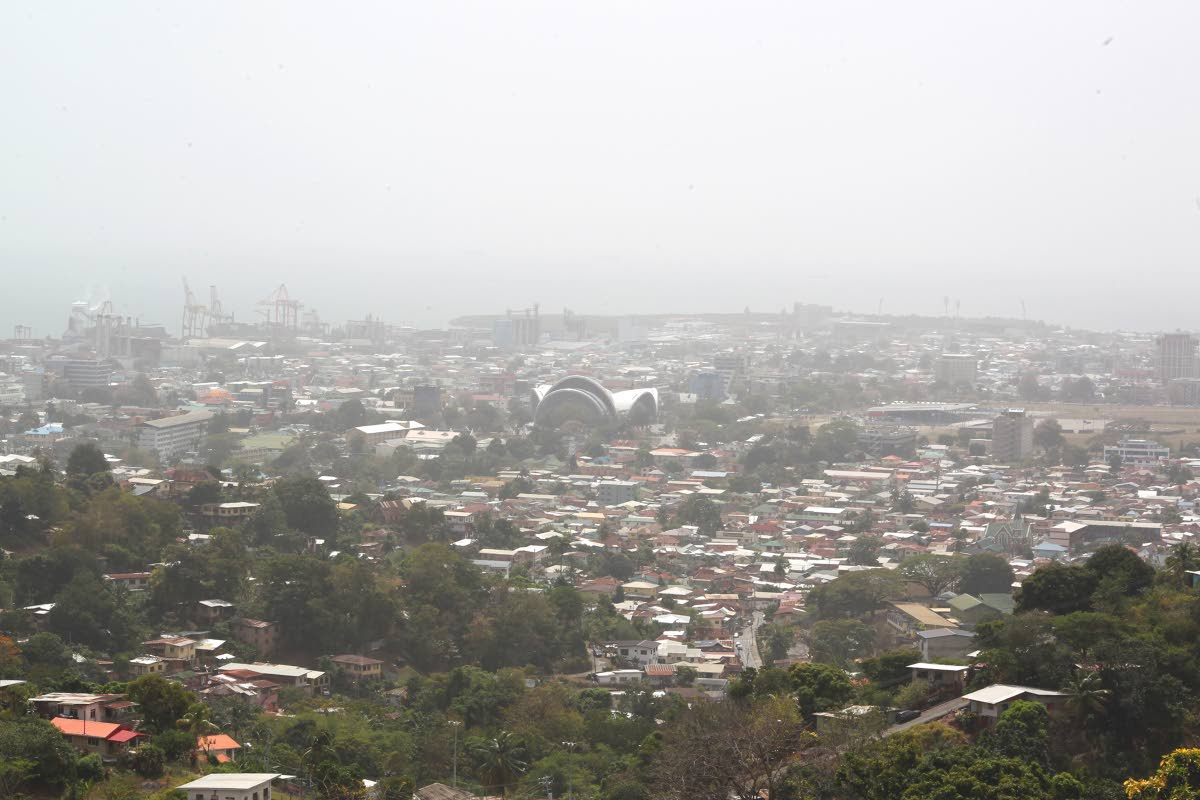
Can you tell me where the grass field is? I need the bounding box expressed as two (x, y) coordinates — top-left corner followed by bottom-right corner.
(1016, 401), (1200, 430)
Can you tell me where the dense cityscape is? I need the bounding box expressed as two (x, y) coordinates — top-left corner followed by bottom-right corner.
(3, 296), (1200, 799)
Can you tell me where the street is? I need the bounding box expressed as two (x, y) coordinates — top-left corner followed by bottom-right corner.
(881, 697), (968, 737)
(737, 610), (765, 668)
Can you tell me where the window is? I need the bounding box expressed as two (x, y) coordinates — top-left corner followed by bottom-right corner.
(88, 737), (100, 746)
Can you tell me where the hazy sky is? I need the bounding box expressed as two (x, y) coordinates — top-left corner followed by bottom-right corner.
(3, 2), (1200, 336)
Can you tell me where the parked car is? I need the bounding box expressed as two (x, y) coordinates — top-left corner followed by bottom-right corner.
(894, 709), (921, 723)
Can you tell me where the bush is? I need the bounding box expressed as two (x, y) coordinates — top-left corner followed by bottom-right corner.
(76, 753), (105, 782)
(895, 680), (931, 710)
(150, 729), (192, 762)
(133, 744), (166, 778)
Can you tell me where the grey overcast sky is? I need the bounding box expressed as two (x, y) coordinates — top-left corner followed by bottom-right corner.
(2, 1), (1200, 335)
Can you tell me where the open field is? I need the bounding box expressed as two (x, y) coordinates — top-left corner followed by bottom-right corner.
(910, 402), (1200, 454)
(1016, 402), (1200, 429)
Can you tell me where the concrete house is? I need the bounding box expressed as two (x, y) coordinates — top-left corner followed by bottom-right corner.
(962, 684), (1067, 725)
(178, 774), (280, 800)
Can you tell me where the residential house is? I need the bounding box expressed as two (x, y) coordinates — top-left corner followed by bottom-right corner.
(945, 593), (1014, 628)
(50, 717), (145, 757)
(217, 662), (328, 695)
(177, 774), (280, 800)
(200, 501), (261, 521)
(196, 599), (235, 624)
(620, 580), (660, 600)
(103, 572), (152, 592)
(916, 628), (976, 661)
(908, 663), (970, 691)
(594, 669), (644, 686)
(143, 636), (198, 664)
(231, 618), (279, 656)
(29, 692), (137, 723)
(329, 654), (384, 682)
(962, 684), (1067, 725)
(886, 602), (959, 642)
(129, 655), (168, 676)
(644, 663), (677, 686)
(198, 733), (242, 763)
(607, 640), (659, 668)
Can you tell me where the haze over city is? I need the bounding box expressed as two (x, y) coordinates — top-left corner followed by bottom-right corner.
(14, 4), (1200, 799)
(4, 1), (1200, 335)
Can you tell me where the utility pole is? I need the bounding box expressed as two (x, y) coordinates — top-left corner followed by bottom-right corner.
(561, 741), (577, 800)
(450, 720), (461, 788)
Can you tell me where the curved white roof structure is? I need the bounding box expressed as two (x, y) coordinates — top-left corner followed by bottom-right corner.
(531, 376), (657, 428)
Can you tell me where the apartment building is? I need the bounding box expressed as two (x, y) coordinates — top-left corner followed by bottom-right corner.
(991, 409), (1034, 462)
(1103, 438), (1169, 466)
(934, 353), (978, 385)
(137, 410), (213, 459)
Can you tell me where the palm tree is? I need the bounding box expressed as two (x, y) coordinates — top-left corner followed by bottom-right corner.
(302, 730), (338, 796)
(303, 730), (337, 769)
(1062, 670), (1110, 725)
(177, 703), (219, 764)
(1166, 541), (1200, 584)
(472, 731), (528, 797)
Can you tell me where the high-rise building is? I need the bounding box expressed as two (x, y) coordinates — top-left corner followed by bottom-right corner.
(493, 307), (541, 351)
(63, 358), (113, 389)
(712, 353), (746, 396)
(412, 385), (443, 416)
(934, 354), (978, 386)
(857, 427), (917, 458)
(991, 409), (1034, 462)
(137, 410), (213, 460)
(1157, 333), (1198, 384)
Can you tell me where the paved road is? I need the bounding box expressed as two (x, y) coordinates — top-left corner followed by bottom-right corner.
(882, 697), (968, 738)
(737, 610), (765, 668)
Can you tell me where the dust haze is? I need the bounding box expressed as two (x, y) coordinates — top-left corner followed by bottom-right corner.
(2, 1), (1199, 333)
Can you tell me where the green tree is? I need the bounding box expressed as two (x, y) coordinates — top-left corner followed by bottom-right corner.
(66, 441), (109, 477)
(1016, 563), (1098, 615)
(899, 553), (964, 596)
(48, 572), (137, 650)
(1165, 541), (1200, 585)
(1062, 669), (1110, 729)
(177, 703), (219, 764)
(127, 675), (194, 732)
(0, 717), (78, 787)
(788, 662), (854, 718)
(959, 552), (1015, 595)
(1034, 418), (1065, 452)
(22, 631), (72, 668)
(982, 700), (1051, 765)
(499, 476), (535, 500)
(759, 622), (796, 665)
(132, 743), (167, 777)
(675, 495), (723, 535)
(808, 619), (875, 667)
(472, 731), (528, 796)
(810, 570), (903, 619)
(1086, 543), (1154, 598)
(860, 648), (922, 687)
(274, 475), (339, 537)
(848, 535), (883, 565)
